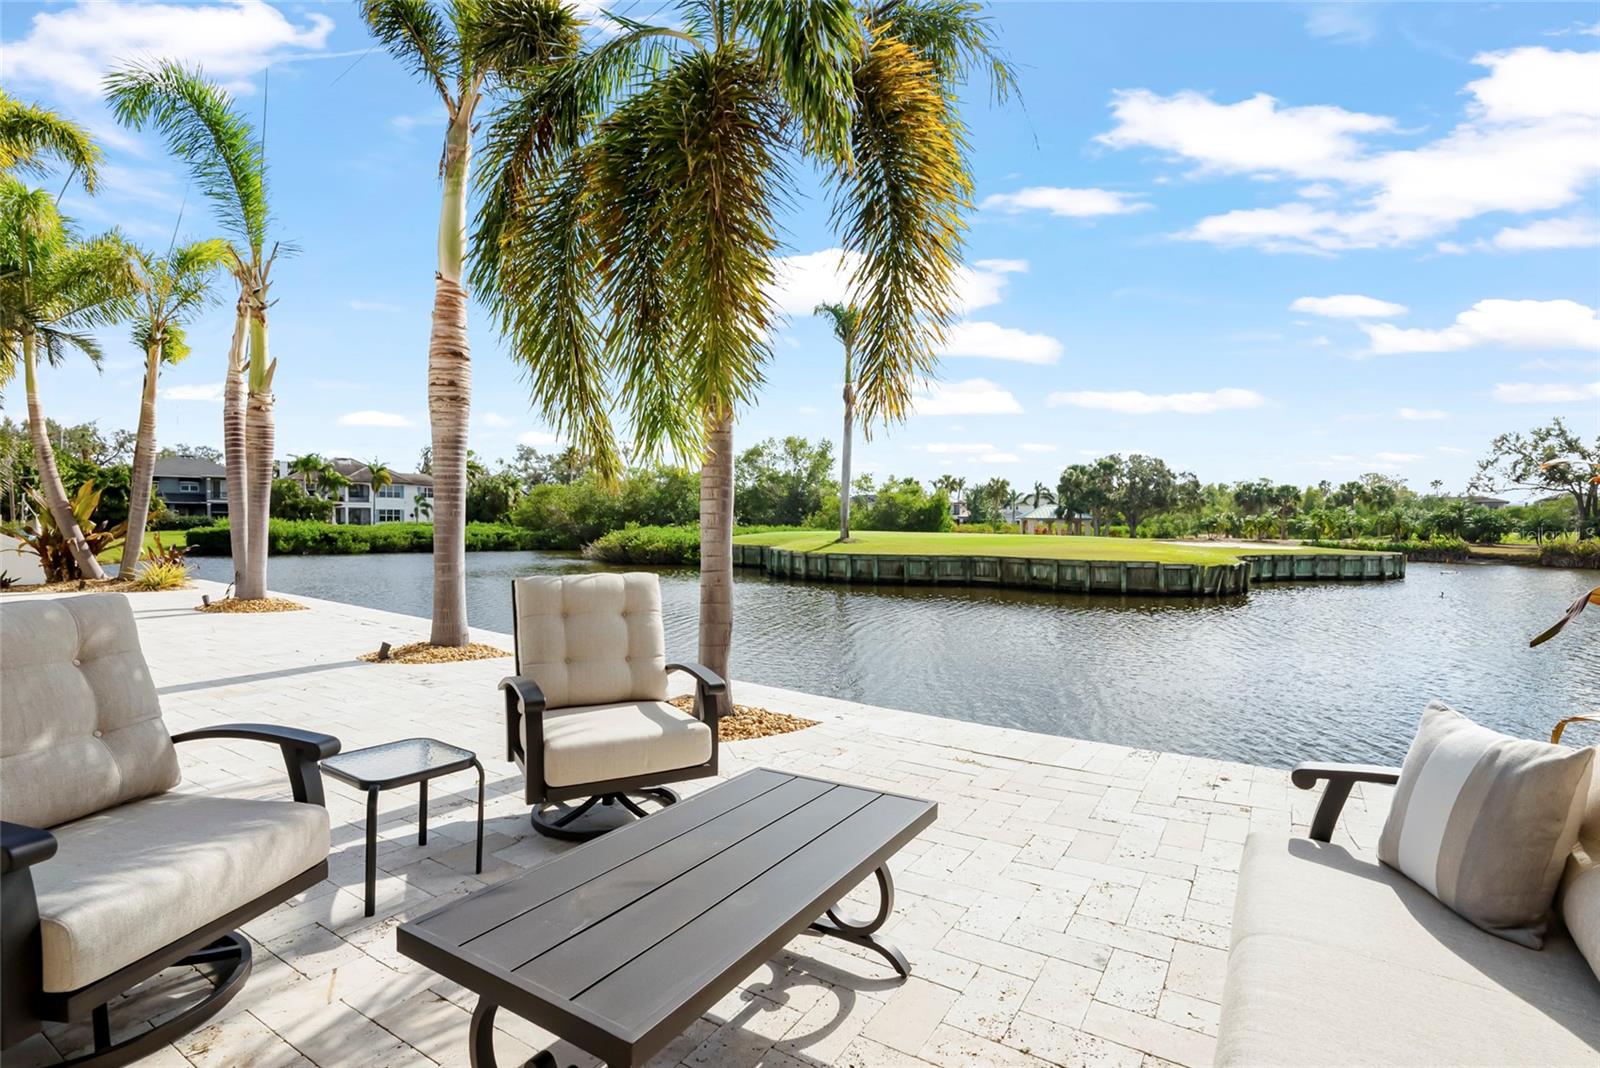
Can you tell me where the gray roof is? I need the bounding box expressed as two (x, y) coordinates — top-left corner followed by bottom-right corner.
(152, 456), (225, 478)
(323, 458), (433, 488)
(1021, 505), (1091, 521)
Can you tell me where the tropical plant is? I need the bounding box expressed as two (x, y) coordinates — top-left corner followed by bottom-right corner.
(0, 89), (101, 191)
(414, 490), (433, 519)
(0, 182), (135, 578)
(132, 558), (190, 591)
(1025, 481), (1054, 509)
(365, 457), (393, 494)
(118, 238), (228, 576)
(472, 1), (1012, 682)
(360, 0), (584, 646)
(108, 61), (280, 600)
(142, 530), (190, 568)
(813, 301), (862, 540)
(1473, 418), (1599, 538)
(4, 482), (127, 581)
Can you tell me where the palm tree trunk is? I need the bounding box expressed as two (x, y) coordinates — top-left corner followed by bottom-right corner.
(222, 299), (249, 589)
(237, 304), (273, 600)
(839, 381), (855, 542)
(698, 405), (735, 688)
(428, 112), (473, 647)
(118, 341), (162, 577)
(22, 333), (105, 579)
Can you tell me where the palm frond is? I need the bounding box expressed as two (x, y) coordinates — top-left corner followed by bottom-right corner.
(813, 301), (861, 346)
(740, 0), (860, 165)
(831, 28), (970, 430)
(36, 326), (105, 368)
(0, 89), (102, 192)
(870, 0), (1017, 100)
(360, 0), (459, 106)
(104, 61), (269, 256)
(465, 0), (585, 86)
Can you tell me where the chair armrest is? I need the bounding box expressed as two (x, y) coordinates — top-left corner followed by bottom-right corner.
(667, 662), (726, 723)
(1291, 762), (1401, 843)
(1, 822), (56, 875)
(500, 675), (546, 761)
(172, 723), (342, 807)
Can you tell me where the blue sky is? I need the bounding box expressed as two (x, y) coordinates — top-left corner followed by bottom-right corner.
(5, 1), (1598, 491)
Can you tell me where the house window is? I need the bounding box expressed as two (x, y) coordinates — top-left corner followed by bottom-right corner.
(377, 484), (404, 498)
(377, 509), (405, 523)
(347, 485), (369, 500)
(178, 480), (200, 494)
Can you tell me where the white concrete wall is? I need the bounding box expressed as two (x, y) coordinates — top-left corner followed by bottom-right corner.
(0, 532), (47, 584)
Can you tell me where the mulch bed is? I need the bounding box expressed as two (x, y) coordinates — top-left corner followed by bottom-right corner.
(668, 695), (819, 742)
(2, 577), (152, 594)
(196, 597), (307, 614)
(359, 641), (511, 664)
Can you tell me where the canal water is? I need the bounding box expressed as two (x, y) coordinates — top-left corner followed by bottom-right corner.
(191, 551), (1600, 769)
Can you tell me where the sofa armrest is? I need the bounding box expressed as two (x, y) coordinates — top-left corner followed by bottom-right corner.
(172, 723), (342, 807)
(667, 662), (727, 725)
(1291, 762), (1401, 843)
(0, 822), (56, 875)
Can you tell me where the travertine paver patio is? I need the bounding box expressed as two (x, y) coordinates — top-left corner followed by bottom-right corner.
(7, 580), (1390, 1068)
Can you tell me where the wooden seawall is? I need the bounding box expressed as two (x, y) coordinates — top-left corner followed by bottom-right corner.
(731, 544), (1404, 598)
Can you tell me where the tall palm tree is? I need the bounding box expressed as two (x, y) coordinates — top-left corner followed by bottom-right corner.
(474, 0), (1013, 683)
(366, 457), (394, 494)
(0, 183), (135, 577)
(108, 61), (278, 600)
(287, 452), (327, 487)
(361, 0), (583, 646)
(0, 90), (101, 191)
(1026, 480), (1054, 509)
(119, 238), (229, 576)
(813, 301), (862, 540)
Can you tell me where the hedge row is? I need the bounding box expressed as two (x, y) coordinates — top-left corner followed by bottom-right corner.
(583, 524), (808, 566)
(1539, 539), (1600, 568)
(1303, 535), (1470, 561)
(184, 520), (537, 555)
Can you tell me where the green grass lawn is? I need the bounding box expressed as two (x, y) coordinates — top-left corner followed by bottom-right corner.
(96, 529), (187, 564)
(733, 529), (1371, 566)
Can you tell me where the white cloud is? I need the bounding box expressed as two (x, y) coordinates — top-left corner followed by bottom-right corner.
(1363, 299), (1600, 354)
(1046, 387), (1267, 415)
(1305, 4), (1378, 45)
(1102, 48), (1600, 252)
(7, 0), (334, 96)
(1291, 294), (1408, 319)
(517, 430), (563, 447)
(913, 378), (1023, 416)
(981, 452), (1021, 464)
(348, 299), (403, 313)
(1436, 445), (1470, 454)
(923, 443), (994, 455)
(161, 382), (223, 402)
(980, 186), (1149, 217)
(1397, 407), (1448, 421)
(1019, 443), (1057, 453)
(338, 410), (414, 428)
(1491, 381), (1600, 404)
(938, 321), (1063, 365)
(389, 108), (443, 135)
(1373, 451), (1423, 465)
(479, 412), (512, 428)
(1487, 215), (1600, 251)
(767, 249), (1025, 318)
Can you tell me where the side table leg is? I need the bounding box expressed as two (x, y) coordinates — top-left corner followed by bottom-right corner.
(808, 865), (910, 979)
(419, 779), (429, 846)
(364, 786), (379, 918)
(473, 758), (486, 875)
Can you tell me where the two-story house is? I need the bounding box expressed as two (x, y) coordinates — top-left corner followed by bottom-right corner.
(151, 456), (230, 518)
(308, 458), (434, 525)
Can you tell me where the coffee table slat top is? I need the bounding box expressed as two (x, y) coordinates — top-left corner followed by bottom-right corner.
(397, 768), (935, 1066)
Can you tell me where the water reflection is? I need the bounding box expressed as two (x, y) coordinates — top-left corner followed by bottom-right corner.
(190, 551), (1600, 768)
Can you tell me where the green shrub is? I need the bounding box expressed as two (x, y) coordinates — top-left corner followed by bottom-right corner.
(952, 522), (1018, 534)
(1539, 539), (1600, 568)
(185, 519), (535, 555)
(585, 523), (806, 565)
(132, 560), (191, 590)
(149, 513), (219, 531)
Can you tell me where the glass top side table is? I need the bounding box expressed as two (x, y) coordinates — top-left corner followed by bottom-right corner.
(321, 737), (485, 916)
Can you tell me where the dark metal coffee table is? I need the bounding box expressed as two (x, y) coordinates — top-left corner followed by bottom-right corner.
(321, 738), (485, 917)
(397, 768), (936, 1068)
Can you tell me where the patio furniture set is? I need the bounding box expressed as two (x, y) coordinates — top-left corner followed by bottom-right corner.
(2, 574), (1596, 1066)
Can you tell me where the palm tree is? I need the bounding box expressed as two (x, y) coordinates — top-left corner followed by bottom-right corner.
(366, 457), (394, 494)
(287, 452), (327, 487)
(108, 61), (279, 601)
(0, 90), (101, 191)
(119, 239), (229, 576)
(813, 302), (862, 540)
(473, 1), (1013, 683)
(0, 183), (135, 578)
(1026, 480), (1054, 509)
(361, 0), (582, 647)
(414, 490), (433, 519)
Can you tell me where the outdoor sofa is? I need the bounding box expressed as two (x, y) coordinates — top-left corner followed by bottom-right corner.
(0, 593), (340, 1065)
(1216, 760), (1600, 1066)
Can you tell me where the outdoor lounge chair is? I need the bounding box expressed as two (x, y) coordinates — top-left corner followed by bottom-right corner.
(502, 572), (725, 840)
(0, 593), (340, 1065)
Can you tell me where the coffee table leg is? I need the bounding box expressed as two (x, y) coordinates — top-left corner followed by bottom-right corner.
(808, 865), (910, 979)
(364, 787), (379, 918)
(419, 779), (429, 846)
(473, 758), (486, 875)
(470, 997), (569, 1068)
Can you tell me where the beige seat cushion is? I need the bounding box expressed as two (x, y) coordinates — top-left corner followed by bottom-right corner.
(512, 573), (668, 710)
(1217, 832), (1600, 1067)
(0, 594), (180, 829)
(32, 793), (329, 992)
(525, 701), (712, 789)
(1560, 772), (1600, 982)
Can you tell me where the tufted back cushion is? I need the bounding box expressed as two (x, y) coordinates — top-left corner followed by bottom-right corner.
(0, 594), (179, 829)
(513, 573), (669, 710)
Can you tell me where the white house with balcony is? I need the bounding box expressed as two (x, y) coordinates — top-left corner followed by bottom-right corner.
(290, 457), (434, 524)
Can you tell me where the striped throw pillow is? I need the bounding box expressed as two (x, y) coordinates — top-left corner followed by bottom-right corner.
(1378, 701), (1594, 949)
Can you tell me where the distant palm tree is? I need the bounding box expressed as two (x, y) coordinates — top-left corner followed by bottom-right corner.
(108, 61), (280, 600)
(366, 457), (394, 494)
(119, 238), (230, 576)
(361, 0), (581, 647)
(0, 89), (101, 191)
(287, 453), (328, 491)
(414, 490), (433, 520)
(814, 301), (862, 541)
(0, 183), (135, 578)
(1026, 481), (1055, 509)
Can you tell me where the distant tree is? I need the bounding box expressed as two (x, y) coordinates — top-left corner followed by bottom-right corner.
(1025, 481), (1055, 509)
(1057, 462), (1110, 533)
(736, 437), (836, 527)
(365, 457), (393, 494)
(1110, 454), (1186, 537)
(157, 443), (223, 464)
(466, 469), (521, 523)
(413, 490), (433, 520)
(271, 477), (334, 521)
(1268, 483), (1301, 539)
(815, 301), (862, 541)
(1473, 417), (1598, 537)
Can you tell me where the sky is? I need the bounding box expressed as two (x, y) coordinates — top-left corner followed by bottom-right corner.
(3, 0), (1598, 493)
